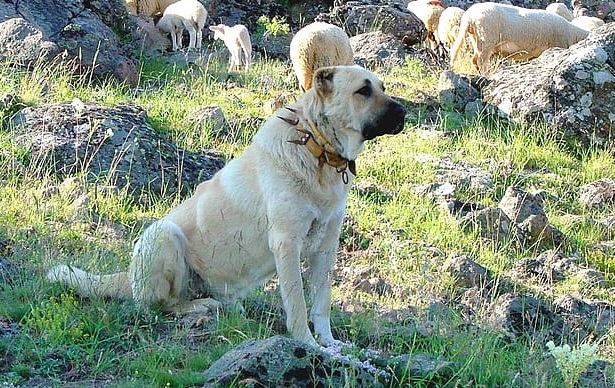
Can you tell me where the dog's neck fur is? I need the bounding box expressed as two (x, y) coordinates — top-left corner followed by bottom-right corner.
(278, 106), (356, 183)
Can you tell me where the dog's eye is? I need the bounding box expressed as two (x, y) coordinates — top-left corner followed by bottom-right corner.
(355, 86), (371, 97)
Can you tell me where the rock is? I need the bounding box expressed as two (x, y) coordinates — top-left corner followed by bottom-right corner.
(187, 105), (230, 141)
(202, 335), (384, 387)
(0, 0), (138, 84)
(350, 31), (406, 70)
(553, 294), (615, 340)
(572, 0), (615, 22)
(487, 293), (563, 339)
(482, 24), (615, 148)
(318, 1), (426, 46)
(0, 256), (18, 289)
(460, 207), (525, 246)
(438, 70), (482, 112)
(388, 353), (456, 379)
(579, 178), (615, 208)
(498, 186), (565, 249)
(10, 101), (224, 202)
(0, 18), (59, 65)
(442, 252), (493, 289)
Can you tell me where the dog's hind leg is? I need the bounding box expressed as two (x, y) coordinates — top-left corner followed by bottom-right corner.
(129, 220), (189, 311)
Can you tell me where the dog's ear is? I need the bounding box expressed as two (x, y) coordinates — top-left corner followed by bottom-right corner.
(314, 67), (336, 97)
(209, 25), (221, 32)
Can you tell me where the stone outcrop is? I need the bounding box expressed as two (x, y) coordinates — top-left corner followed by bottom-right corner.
(9, 100), (224, 202)
(317, 1), (426, 46)
(0, 0), (138, 84)
(482, 24), (615, 148)
(350, 31), (406, 70)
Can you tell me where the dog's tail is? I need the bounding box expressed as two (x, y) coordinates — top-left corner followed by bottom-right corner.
(46, 264), (132, 300)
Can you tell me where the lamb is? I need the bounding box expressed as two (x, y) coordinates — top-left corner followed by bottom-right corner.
(124, 0), (178, 16)
(289, 22), (354, 91)
(156, 0), (207, 51)
(406, 0), (445, 50)
(571, 15), (605, 31)
(436, 6), (465, 50)
(545, 3), (574, 21)
(209, 24), (252, 72)
(450, 2), (589, 75)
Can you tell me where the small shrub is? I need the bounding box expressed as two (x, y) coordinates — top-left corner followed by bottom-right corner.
(256, 15), (290, 38)
(546, 341), (599, 388)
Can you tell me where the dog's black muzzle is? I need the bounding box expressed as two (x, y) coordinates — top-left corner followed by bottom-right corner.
(361, 100), (407, 141)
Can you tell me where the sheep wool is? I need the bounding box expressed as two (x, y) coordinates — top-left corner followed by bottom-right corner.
(289, 22), (354, 91)
(157, 0), (207, 51)
(209, 24), (252, 72)
(124, 0), (179, 16)
(450, 2), (589, 75)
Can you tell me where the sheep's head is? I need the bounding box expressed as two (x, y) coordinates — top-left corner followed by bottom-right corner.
(209, 24), (228, 41)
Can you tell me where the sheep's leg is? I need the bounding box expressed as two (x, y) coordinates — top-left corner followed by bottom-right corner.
(186, 26), (196, 50)
(196, 29), (203, 50)
(241, 44), (251, 71)
(175, 30), (183, 50)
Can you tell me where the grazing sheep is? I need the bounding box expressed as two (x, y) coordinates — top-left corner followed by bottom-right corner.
(571, 15), (605, 31)
(437, 6), (465, 50)
(124, 0), (178, 16)
(157, 0), (207, 51)
(407, 0), (445, 50)
(450, 2), (589, 75)
(209, 24), (252, 72)
(545, 3), (574, 21)
(289, 22), (354, 91)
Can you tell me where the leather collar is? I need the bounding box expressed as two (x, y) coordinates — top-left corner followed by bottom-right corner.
(278, 107), (356, 184)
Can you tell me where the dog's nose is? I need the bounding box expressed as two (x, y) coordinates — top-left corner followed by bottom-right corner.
(388, 101), (407, 134)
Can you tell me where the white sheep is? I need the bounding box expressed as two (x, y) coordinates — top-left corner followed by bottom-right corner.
(545, 3), (574, 21)
(209, 24), (252, 72)
(571, 15), (605, 31)
(407, 0), (445, 50)
(289, 22), (354, 91)
(450, 2), (589, 75)
(156, 0), (207, 51)
(124, 0), (178, 16)
(436, 6), (465, 50)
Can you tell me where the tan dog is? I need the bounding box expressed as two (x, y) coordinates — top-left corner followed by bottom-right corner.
(47, 65), (406, 347)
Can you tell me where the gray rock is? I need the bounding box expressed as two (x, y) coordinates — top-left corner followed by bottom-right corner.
(9, 101), (224, 202)
(388, 353), (456, 379)
(0, 18), (59, 65)
(203, 335), (384, 387)
(482, 24), (615, 148)
(438, 70), (483, 112)
(460, 207), (525, 246)
(350, 31), (406, 70)
(579, 178), (615, 208)
(318, 1), (426, 46)
(0, 0), (137, 84)
(572, 0), (615, 21)
(442, 252), (493, 289)
(487, 293), (563, 339)
(553, 294), (615, 340)
(498, 186), (565, 249)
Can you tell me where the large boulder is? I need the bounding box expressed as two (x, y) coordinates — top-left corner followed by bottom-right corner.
(0, 0), (137, 84)
(203, 336), (384, 387)
(317, 1), (426, 46)
(482, 23), (615, 148)
(350, 31), (406, 70)
(9, 101), (224, 202)
(572, 0), (615, 22)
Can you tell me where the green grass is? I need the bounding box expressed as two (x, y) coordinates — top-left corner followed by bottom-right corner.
(0, 52), (614, 387)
